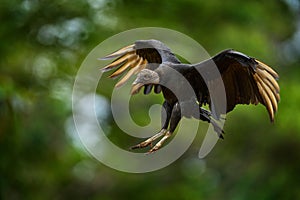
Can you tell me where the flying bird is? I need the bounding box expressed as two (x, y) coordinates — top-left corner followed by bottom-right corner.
(101, 39), (280, 153)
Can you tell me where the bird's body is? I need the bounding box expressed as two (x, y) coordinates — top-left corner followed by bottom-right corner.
(101, 39), (280, 153)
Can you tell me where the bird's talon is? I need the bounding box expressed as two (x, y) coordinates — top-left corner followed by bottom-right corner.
(129, 144), (139, 150)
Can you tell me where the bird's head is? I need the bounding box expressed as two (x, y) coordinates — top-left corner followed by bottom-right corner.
(131, 69), (160, 95)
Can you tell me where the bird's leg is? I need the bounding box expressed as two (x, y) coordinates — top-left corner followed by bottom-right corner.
(130, 101), (172, 150)
(197, 107), (225, 139)
(148, 102), (181, 153)
(160, 101), (173, 130)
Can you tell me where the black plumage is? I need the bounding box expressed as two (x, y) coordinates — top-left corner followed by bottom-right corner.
(101, 39), (280, 153)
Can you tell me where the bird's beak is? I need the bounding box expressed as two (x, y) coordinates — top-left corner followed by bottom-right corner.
(130, 83), (144, 95)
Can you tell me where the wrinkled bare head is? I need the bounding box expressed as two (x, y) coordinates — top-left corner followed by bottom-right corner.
(131, 69), (160, 95)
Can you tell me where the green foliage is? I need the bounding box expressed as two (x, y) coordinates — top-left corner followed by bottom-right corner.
(1, 0), (300, 199)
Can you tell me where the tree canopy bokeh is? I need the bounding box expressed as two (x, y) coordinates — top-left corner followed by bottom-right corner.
(1, 0), (300, 199)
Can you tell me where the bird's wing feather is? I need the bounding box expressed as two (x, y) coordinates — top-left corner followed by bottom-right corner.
(101, 44), (154, 88)
(193, 49), (280, 121)
(100, 39), (179, 90)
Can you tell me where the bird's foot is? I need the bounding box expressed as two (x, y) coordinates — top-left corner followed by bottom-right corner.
(130, 129), (167, 150)
(147, 131), (172, 154)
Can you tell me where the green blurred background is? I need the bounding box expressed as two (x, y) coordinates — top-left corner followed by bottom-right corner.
(1, 0), (300, 199)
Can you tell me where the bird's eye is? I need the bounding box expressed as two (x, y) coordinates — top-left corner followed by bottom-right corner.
(143, 74), (151, 81)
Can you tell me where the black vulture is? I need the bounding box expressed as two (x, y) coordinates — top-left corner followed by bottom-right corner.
(101, 39), (280, 153)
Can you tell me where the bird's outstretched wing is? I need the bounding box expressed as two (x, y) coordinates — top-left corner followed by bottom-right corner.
(100, 39), (180, 93)
(194, 49), (280, 121)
